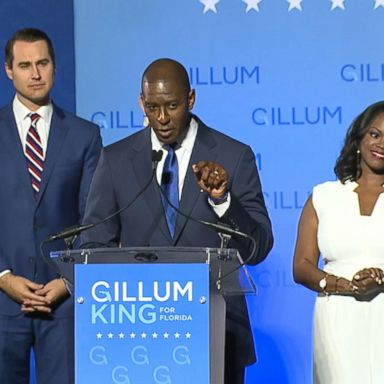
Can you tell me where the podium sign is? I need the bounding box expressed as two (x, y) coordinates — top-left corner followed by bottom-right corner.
(74, 263), (210, 383)
(51, 247), (256, 384)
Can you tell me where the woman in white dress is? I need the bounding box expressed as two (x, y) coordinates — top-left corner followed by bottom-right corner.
(293, 101), (384, 383)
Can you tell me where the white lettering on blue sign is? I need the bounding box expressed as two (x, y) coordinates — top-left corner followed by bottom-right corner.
(91, 281), (193, 303)
(91, 303), (156, 324)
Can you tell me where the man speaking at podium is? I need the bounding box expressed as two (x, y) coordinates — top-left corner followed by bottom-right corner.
(82, 58), (273, 383)
(0, 28), (101, 383)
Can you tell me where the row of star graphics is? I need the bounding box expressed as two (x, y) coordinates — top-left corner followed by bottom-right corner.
(199, 0), (384, 13)
(95, 331), (193, 340)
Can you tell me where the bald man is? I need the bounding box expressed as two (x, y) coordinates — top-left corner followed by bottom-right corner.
(81, 58), (273, 383)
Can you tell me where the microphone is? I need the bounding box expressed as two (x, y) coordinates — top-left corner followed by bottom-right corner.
(41, 149), (163, 286)
(152, 149), (163, 169)
(44, 150), (164, 243)
(155, 174), (257, 284)
(198, 219), (249, 239)
(46, 223), (95, 242)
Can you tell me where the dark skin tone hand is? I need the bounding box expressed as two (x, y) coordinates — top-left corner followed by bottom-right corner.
(332, 276), (358, 295)
(192, 161), (228, 199)
(293, 197), (380, 300)
(352, 267), (384, 301)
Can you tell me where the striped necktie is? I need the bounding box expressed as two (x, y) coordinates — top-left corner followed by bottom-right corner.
(25, 113), (44, 195)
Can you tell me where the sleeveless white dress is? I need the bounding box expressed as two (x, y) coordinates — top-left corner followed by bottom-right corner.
(312, 180), (384, 384)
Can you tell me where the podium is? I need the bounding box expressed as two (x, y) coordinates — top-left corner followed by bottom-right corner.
(51, 247), (256, 384)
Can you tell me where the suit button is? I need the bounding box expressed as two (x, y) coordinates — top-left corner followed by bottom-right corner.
(28, 257), (35, 264)
(33, 224), (40, 230)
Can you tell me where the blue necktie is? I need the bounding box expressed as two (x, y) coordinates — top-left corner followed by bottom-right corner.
(161, 145), (179, 237)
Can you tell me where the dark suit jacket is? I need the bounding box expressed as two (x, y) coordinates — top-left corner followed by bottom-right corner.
(0, 102), (102, 317)
(81, 116), (273, 367)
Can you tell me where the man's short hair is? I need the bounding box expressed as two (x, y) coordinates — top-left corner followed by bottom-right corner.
(141, 58), (191, 94)
(5, 28), (56, 68)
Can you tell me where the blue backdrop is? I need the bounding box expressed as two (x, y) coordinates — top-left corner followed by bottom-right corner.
(1, 0), (384, 383)
(0, 2), (75, 384)
(0, 0), (75, 112)
(73, 1), (384, 383)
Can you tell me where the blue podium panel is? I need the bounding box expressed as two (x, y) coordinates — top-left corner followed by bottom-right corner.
(74, 263), (209, 384)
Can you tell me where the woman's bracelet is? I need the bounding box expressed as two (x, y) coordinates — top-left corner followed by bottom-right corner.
(335, 276), (340, 294)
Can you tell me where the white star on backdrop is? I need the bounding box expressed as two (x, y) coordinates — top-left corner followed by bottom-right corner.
(199, 0), (220, 14)
(196, 0), (384, 13)
(243, 0), (262, 13)
(91, 329), (194, 341)
(287, 0), (303, 12)
(330, 0), (345, 10)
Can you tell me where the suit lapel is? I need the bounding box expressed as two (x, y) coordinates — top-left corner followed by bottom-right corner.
(130, 120), (219, 244)
(35, 106), (68, 207)
(0, 105), (35, 202)
(131, 129), (171, 241)
(173, 120), (218, 244)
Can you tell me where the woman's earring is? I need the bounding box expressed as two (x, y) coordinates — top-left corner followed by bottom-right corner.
(143, 115), (149, 127)
(356, 148), (361, 176)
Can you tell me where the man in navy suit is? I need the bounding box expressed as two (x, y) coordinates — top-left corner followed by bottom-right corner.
(82, 58), (272, 384)
(0, 28), (101, 383)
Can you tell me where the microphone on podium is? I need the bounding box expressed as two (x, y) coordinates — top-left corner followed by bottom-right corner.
(155, 166), (257, 284)
(44, 150), (164, 244)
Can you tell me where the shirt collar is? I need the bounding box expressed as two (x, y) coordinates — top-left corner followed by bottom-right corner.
(151, 117), (198, 153)
(12, 95), (53, 125)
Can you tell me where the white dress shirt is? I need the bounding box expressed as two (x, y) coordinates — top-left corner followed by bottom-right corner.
(150, 117), (230, 217)
(13, 95), (53, 155)
(0, 97), (53, 279)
